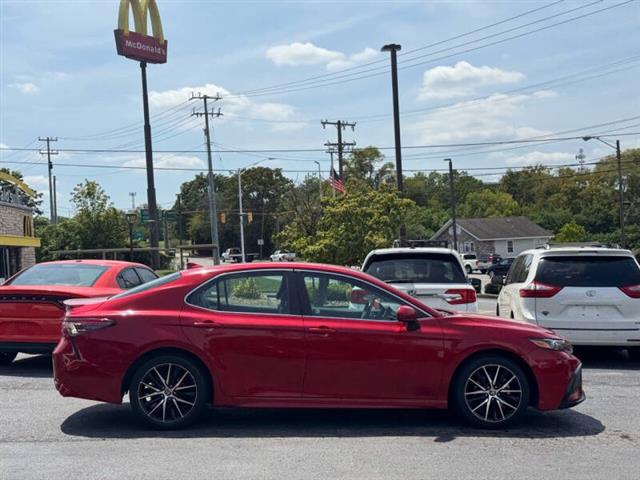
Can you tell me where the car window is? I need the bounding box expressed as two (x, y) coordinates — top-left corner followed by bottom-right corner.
(135, 267), (158, 284)
(535, 256), (640, 287)
(117, 268), (142, 289)
(8, 263), (108, 287)
(505, 257), (523, 284)
(364, 253), (466, 284)
(301, 272), (407, 321)
(463, 254), (477, 260)
(111, 272), (182, 299)
(188, 272), (290, 314)
(520, 255), (533, 282)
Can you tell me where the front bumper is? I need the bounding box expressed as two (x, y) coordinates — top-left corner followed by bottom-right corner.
(559, 364), (585, 409)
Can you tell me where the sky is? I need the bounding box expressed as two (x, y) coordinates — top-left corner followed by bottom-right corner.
(1, 0), (639, 218)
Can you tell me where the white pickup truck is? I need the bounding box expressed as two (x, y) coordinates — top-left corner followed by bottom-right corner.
(270, 250), (296, 262)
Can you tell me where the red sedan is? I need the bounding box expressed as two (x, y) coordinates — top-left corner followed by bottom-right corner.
(0, 259), (157, 364)
(53, 262), (584, 429)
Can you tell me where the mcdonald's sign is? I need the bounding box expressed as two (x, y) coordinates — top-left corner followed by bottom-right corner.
(114, 0), (168, 64)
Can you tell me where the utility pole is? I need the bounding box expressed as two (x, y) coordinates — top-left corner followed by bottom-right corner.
(139, 61), (161, 270)
(322, 120), (356, 177)
(381, 43), (405, 246)
(444, 159), (458, 252)
(39, 137), (58, 223)
(191, 92), (223, 264)
(237, 170), (246, 263)
(575, 148), (586, 173)
(129, 192), (137, 210)
(176, 194), (184, 269)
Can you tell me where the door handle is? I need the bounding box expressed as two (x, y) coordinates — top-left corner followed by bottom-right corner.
(308, 326), (336, 335)
(192, 321), (220, 329)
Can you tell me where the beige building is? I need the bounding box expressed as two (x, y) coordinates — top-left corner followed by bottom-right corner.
(0, 173), (40, 281)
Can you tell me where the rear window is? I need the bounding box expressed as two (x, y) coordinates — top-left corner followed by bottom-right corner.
(110, 272), (182, 299)
(8, 263), (108, 287)
(535, 256), (640, 287)
(364, 253), (466, 284)
(463, 254), (477, 260)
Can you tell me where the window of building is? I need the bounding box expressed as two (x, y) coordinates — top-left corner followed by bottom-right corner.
(507, 240), (514, 253)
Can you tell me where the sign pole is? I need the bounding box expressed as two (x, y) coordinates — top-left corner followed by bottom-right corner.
(140, 60), (160, 270)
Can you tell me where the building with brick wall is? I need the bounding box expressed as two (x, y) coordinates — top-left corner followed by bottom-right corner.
(0, 173), (40, 281)
(430, 216), (552, 258)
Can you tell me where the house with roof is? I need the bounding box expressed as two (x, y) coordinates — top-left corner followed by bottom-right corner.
(430, 216), (553, 258)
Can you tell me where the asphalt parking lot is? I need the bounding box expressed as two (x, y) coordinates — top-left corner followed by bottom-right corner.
(1, 348), (639, 480)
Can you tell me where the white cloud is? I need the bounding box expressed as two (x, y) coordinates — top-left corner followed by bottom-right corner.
(503, 151), (574, 166)
(9, 82), (40, 94)
(23, 175), (49, 188)
(122, 154), (205, 171)
(266, 42), (378, 71)
(149, 83), (302, 130)
(418, 61), (524, 101)
(407, 91), (554, 144)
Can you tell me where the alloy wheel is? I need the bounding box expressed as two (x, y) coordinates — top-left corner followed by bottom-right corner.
(136, 363), (198, 424)
(463, 364), (523, 424)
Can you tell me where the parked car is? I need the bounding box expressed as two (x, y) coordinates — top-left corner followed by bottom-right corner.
(460, 253), (479, 274)
(486, 257), (515, 279)
(270, 250), (296, 262)
(221, 248), (258, 263)
(362, 248), (478, 312)
(497, 247), (640, 357)
(0, 260), (157, 364)
(54, 261), (583, 429)
(477, 253), (502, 273)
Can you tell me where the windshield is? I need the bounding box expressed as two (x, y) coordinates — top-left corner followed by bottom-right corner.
(8, 263), (108, 287)
(364, 253), (467, 284)
(111, 272), (182, 299)
(536, 256), (640, 287)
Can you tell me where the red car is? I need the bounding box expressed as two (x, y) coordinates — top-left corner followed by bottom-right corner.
(53, 262), (584, 429)
(0, 259), (157, 364)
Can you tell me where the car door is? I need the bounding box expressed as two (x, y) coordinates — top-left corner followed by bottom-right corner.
(181, 269), (306, 399)
(498, 255), (528, 318)
(296, 270), (444, 402)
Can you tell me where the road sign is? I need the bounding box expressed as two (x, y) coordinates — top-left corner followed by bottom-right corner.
(140, 208), (150, 223)
(257, 239), (264, 246)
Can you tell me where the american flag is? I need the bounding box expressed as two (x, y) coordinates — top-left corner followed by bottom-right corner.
(329, 167), (346, 193)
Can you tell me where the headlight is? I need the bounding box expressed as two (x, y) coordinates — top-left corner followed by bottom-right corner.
(530, 338), (573, 354)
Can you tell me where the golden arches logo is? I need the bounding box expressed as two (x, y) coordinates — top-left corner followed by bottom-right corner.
(117, 0), (164, 43)
(0, 172), (35, 198)
(114, 0), (168, 64)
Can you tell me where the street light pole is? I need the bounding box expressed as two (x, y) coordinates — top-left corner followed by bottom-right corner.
(237, 169), (246, 263)
(583, 136), (625, 248)
(381, 43), (405, 246)
(314, 160), (322, 198)
(444, 159), (458, 252)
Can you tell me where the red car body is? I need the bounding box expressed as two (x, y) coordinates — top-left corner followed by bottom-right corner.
(53, 262), (584, 428)
(0, 259), (156, 355)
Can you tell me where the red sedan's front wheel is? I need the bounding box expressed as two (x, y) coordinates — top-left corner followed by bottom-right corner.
(452, 355), (530, 429)
(129, 354), (208, 429)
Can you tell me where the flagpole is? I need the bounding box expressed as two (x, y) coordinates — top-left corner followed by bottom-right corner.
(330, 151), (336, 198)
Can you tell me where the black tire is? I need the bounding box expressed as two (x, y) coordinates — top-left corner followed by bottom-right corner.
(452, 354), (530, 429)
(465, 265), (472, 274)
(0, 352), (17, 365)
(129, 354), (208, 429)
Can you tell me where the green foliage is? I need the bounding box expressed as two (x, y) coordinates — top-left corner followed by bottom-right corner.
(554, 222), (588, 243)
(459, 189), (520, 218)
(36, 219), (83, 262)
(307, 282), (351, 303)
(231, 278), (262, 299)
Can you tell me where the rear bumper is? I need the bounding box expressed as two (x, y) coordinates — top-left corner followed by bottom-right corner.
(547, 328), (640, 347)
(0, 341), (57, 354)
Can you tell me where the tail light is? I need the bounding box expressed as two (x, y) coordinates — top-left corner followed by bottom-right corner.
(519, 281), (562, 298)
(444, 288), (476, 305)
(350, 288), (368, 304)
(63, 317), (116, 337)
(620, 285), (640, 298)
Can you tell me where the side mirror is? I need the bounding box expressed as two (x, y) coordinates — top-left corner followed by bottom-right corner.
(396, 305), (420, 331)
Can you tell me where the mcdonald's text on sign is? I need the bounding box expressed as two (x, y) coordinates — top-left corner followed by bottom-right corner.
(114, 0), (168, 64)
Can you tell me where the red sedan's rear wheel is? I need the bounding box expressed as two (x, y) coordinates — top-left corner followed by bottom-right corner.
(129, 354), (208, 429)
(452, 355), (530, 428)
(0, 352), (17, 365)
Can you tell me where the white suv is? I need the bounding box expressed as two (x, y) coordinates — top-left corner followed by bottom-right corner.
(362, 248), (478, 312)
(497, 247), (640, 351)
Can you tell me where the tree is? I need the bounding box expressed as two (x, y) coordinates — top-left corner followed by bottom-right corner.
(554, 222), (588, 243)
(460, 189), (519, 218)
(278, 182), (417, 265)
(344, 147), (395, 189)
(0, 168), (44, 215)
